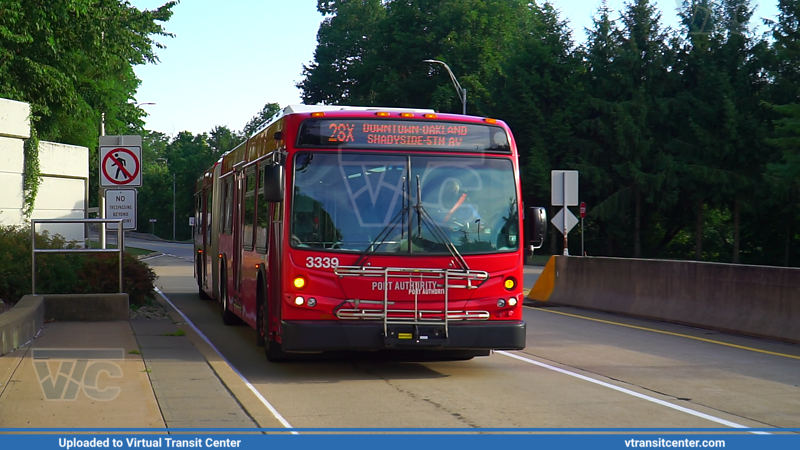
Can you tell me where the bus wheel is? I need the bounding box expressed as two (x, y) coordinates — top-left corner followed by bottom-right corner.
(220, 267), (240, 326)
(256, 280), (266, 347)
(266, 338), (289, 363)
(197, 256), (211, 300)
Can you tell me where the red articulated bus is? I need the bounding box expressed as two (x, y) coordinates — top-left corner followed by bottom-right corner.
(194, 105), (545, 362)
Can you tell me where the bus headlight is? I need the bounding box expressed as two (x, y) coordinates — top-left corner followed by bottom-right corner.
(508, 298), (518, 307)
(497, 299), (506, 308)
(294, 296), (304, 306)
(307, 298), (317, 307)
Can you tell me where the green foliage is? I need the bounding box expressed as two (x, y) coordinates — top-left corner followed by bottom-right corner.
(295, 0), (798, 266)
(22, 116), (41, 219)
(0, 0), (177, 148)
(0, 225), (157, 306)
(242, 103), (281, 137)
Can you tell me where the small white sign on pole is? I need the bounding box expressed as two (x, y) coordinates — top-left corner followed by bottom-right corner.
(105, 189), (137, 230)
(552, 207), (579, 236)
(551, 170), (579, 206)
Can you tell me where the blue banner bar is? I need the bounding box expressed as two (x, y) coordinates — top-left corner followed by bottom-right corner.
(0, 434), (798, 450)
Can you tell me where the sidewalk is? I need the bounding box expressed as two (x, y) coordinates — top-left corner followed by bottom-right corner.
(0, 317), (257, 428)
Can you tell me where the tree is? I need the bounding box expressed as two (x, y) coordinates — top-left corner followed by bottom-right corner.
(488, 1), (582, 254)
(0, 0), (176, 145)
(576, 0), (676, 257)
(242, 103), (281, 137)
(299, 0), (528, 114)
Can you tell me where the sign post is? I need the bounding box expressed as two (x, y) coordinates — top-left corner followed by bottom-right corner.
(580, 202), (586, 256)
(99, 135), (142, 249)
(552, 170), (579, 255)
(149, 218), (157, 236)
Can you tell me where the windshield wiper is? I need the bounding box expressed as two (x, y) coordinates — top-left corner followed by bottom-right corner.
(354, 177), (409, 267)
(412, 175), (470, 271)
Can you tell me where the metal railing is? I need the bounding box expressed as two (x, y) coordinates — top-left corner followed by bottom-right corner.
(31, 219), (124, 295)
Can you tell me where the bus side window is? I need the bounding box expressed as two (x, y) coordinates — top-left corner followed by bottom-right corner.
(206, 188), (212, 237)
(243, 171), (256, 251)
(256, 167), (269, 253)
(223, 178), (233, 234)
(195, 195), (202, 232)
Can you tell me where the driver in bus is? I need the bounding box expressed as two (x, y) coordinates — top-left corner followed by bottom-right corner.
(436, 179), (481, 230)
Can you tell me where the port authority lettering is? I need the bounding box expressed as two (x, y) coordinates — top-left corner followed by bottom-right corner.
(371, 280), (445, 295)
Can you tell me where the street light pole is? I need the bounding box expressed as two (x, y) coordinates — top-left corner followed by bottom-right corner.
(423, 59), (467, 115)
(172, 172), (176, 242)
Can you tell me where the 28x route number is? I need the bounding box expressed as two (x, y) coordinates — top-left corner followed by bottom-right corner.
(306, 256), (339, 269)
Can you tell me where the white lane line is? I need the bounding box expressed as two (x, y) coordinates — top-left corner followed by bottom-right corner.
(139, 254), (165, 261)
(496, 351), (770, 435)
(154, 287), (296, 433)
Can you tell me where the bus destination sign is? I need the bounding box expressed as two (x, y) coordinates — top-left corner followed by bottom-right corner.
(297, 119), (511, 153)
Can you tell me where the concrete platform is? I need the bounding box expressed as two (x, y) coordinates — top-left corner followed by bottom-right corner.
(0, 318), (258, 429)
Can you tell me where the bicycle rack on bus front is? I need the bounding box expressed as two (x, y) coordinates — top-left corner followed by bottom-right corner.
(334, 266), (488, 347)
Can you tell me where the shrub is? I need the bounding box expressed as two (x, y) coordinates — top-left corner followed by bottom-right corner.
(0, 225), (157, 307)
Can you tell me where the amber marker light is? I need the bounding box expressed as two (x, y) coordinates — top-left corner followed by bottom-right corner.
(484, 118), (497, 124)
(423, 114), (438, 119)
(311, 112), (325, 117)
(375, 112), (391, 117)
(293, 276), (307, 290)
(400, 112), (414, 118)
(504, 277), (517, 291)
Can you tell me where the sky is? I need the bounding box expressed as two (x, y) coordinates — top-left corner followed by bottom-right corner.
(129, 0), (780, 137)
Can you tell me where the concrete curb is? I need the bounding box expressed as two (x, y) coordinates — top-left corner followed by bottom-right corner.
(150, 291), (289, 429)
(0, 296), (44, 356)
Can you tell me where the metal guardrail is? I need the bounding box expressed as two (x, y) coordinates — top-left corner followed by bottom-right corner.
(31, 219), (124, 295)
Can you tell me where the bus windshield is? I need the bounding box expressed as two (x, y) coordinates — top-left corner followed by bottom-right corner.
(291, 152), (519, 255)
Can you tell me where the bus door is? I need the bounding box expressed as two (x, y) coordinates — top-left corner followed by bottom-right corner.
(268, 200), (283, 335)
(232, 169), (245, 308)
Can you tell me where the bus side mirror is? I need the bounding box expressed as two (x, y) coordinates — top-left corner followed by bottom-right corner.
(529, 207), (547, 250)
(262, 164), (284, 202)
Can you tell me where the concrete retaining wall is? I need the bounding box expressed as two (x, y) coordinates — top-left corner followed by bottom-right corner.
(529, 257), (800, 344)
(0, 294), (129, 356)
(0, 296), (44, 356)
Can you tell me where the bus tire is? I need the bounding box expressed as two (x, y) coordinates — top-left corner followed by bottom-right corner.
(220, 264), (240, 326)
(197, 256), (211, 300)
(256, 277), (266, 347)
(266, 338), (289, 363)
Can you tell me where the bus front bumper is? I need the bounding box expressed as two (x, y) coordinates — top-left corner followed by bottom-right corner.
(280, 320), (525, 352)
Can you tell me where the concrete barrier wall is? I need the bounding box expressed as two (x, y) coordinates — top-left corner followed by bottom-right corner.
(0, 296), (44, 356)
(0, 294), (129, 355)
(529, 256), (800, 344)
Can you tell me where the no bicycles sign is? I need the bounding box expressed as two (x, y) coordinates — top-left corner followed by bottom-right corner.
(100, 145), (141, 187)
